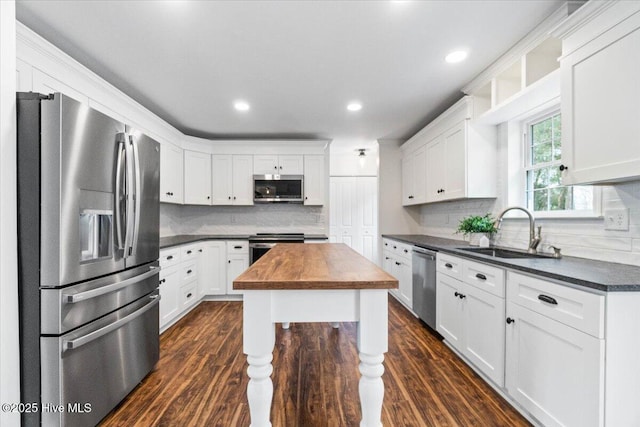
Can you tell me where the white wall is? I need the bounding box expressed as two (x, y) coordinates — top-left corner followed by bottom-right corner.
(329, 139), (378, 176)
(418, 123), (640, 266)
(1, 1), (21, 425)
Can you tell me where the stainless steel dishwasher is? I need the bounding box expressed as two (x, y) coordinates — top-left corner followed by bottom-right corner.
(412, 247), (437, 329)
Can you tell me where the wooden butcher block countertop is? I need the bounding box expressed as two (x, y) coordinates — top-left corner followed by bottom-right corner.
(233, 243), (398, 290)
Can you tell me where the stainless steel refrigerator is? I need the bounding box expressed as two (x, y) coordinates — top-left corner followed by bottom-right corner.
(17, 92), (161, 427)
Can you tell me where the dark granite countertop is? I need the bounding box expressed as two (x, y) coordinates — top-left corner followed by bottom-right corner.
(160, 234), (328, 249)
(382, 234), (640, 292)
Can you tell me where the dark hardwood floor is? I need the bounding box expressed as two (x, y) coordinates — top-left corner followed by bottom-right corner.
(100, 296), (530, 426)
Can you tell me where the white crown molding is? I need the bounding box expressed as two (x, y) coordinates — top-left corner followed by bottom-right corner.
(551, 0), (617, 40)
(462, 2), (581, 95)
(16, 21), (185, 143)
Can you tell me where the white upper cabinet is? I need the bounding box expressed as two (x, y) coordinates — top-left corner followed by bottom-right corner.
(553, 1), (640, 185)
(401, 142), (427, 206)
(160, 142), (184, 204)
(402, 97), (497, 205)
(254, 154), (303, 175)
(210, 154), (253, 205)
(231, 155), (254, 205)
(183, 150), (212, 205)
(303, 155), (325, 205)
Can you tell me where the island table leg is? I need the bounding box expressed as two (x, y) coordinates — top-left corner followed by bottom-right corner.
(243, 291), (276, 427)
(357, 289), (389, 427)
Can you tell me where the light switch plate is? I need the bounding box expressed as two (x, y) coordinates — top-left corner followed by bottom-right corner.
(604, 208), (629, 231)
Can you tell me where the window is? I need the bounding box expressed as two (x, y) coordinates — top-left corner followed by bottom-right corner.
(524, 110), (596, 215)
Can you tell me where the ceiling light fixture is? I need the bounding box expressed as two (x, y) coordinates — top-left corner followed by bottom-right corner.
(347, 102), (362, 112)
(445, 50), (468, 64)
(356, 148), (367, 157)
(234, 100), (250, 112)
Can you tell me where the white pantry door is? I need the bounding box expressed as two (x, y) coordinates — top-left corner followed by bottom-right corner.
(329, 176), (378, 264)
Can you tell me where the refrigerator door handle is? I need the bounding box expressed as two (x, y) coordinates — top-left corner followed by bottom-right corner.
(114, 136), (126, 251)
(62, 294), (160, 352)
(123, 133), (135, 257)
(62, 266), (159, 303)
(130, 134), (142, 255)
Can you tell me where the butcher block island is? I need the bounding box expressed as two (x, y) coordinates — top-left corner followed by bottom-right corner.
(234, 243), (398, 427)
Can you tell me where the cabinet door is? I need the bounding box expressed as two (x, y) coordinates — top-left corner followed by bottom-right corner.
(160, 142), (184, 204)
(253, 155), (278, 174)
(561, 15), (640, 185)
(199, 242), (226, 296)
(211, 154), (232, 205)
(426, 137), (445, 202)
(278, 155), (304, 174)
(159, 267), (180, 329)
(232, 155), (254, 205)
(401, 155), (414, 206)
(443, 121), (466, 201)
(227, 254), (249, 295)
(329, 177), (356, 249)
(506, 302), (604, 427)
(436, 274), (464, 350)
(184, 150), (211, 205)
(393, 258), (412, 308)
(463, 284), (505, 387)
(412, 144), (428, 204)
(304, 155), (325, 205)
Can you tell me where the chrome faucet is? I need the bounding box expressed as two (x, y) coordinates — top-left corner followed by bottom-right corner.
(494, 206), (541, 254)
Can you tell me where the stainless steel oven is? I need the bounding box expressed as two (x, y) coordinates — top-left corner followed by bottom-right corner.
(249, 233), (305, 264)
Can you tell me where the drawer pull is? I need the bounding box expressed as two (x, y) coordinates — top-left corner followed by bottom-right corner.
(187, 293), (192, 299)
(234, 245), (243, 249)
(166, 255), (173, 260)
(199, 249), (203, 253)
(506, 317), (515, 324)
(187, 250), (192, 254)
(385, 256), (390, 260)
(159, 279), (166, 284)
(454, 292), (465, 299)
(403, 249), (408, 253)
(384, 243), (388, 246)
(393, 246), (397, 249)
(475, 273), (487, 281)
(445, 263), (453, 269)
(538, 294), (558, 305)
(395, 261), (401, 266)
(187, 269), (192, 274)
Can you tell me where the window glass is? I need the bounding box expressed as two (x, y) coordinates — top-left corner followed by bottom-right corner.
(525, 112), (593, 213)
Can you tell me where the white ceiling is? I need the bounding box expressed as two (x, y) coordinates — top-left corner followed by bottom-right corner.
(16, 0), (565, 142)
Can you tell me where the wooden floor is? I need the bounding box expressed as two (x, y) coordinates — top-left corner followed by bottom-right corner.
(100, 297), (531, 426)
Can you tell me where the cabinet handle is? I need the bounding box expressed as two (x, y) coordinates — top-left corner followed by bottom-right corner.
(475, 273), (487, 281)
(187, 250), (192, 254)
(459, 293), (466, 299)
(233, 196), (236, 200)
(228, 260), (231, 263)
(199, 249), (203, 253)
(445, 263), (453, 269)
(393, 246), (397, 249)
(395, 261), (401, 266)
(454, 291), (460, 297)
(159, 279), (166, 284)
(279, 166), (282, 169)
(385, 257), (390, 260)
(408, 195), (414, 199)
(559, 164), (568, 171)
(228, 196), (231, 200)
(403, 249), (408, 253)
(305, 196), (308, 200)
(384, 243), (388, 246)
(506, 317), (515, 324)
(187, 293), (192, 299)
(274, 166), (278, 169)
(538, 294), (558, 305)
(186, 269), (192, 274)
(207, 196), (210, 200)
(234, 245), (242, 249)
(167, 255), (173, 260)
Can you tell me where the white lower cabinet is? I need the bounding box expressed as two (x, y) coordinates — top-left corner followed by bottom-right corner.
(198, 241), (227, 296)
(159, 266), (180, 329)
(381, 238), (412, 309)
(505, 301), (604, 427)
(436, 259), (505, 387)
(226, 241), (249, 295)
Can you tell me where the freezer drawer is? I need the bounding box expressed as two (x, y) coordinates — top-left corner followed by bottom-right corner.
(40, 291), (160, 427)
(41, 262), (160, 334)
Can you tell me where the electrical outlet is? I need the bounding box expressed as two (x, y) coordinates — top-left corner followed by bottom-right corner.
(604, 208), (629, 231)
(230, 214), (236, 224)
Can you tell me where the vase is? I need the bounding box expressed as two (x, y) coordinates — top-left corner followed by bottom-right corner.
(468, 233), (491, 247)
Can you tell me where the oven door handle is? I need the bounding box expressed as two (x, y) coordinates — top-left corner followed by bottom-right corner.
(249, 243), (277, 248)
(62, 267), (159, 303)
(63, 294), (160, 352)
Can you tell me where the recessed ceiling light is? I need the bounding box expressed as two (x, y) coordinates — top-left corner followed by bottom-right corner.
(234, 100), (250, 112)
(445, 50), (468, 64)
(347, 102), (362, 112)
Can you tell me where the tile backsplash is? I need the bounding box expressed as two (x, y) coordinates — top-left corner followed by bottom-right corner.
(160, 203), (327, 236)
(419, 181), (640, 266)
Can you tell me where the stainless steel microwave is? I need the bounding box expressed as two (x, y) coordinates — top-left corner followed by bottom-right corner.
(253, 174), (304, 203)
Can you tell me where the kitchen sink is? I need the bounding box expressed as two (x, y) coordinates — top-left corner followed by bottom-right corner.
(456, 247), (554, 259)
